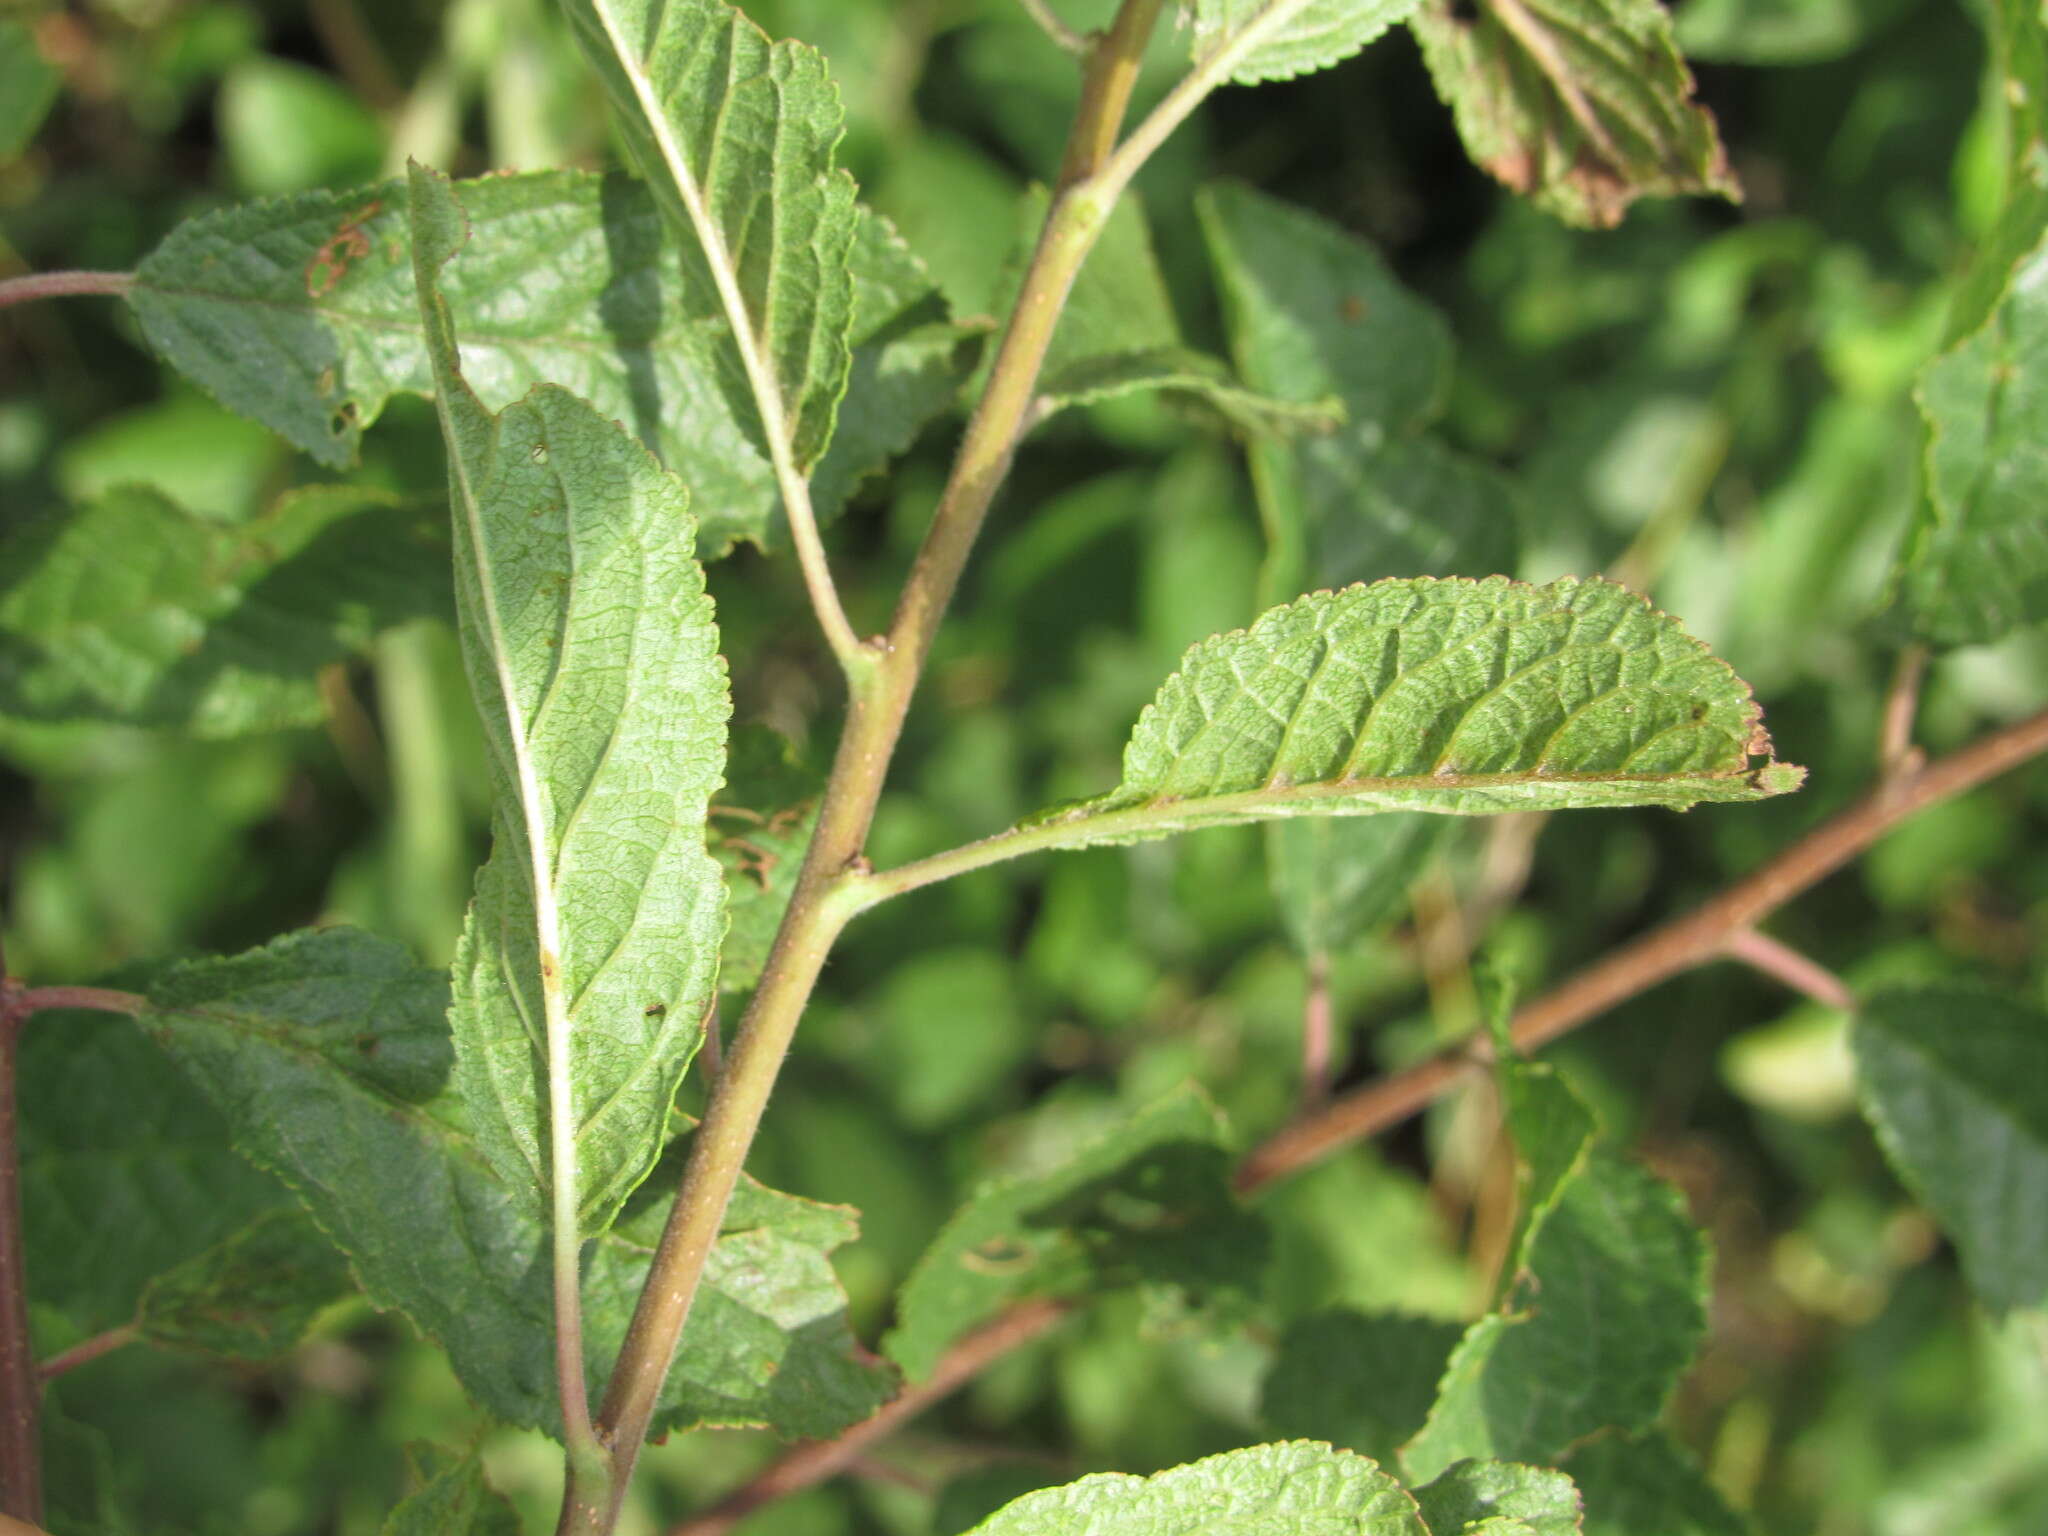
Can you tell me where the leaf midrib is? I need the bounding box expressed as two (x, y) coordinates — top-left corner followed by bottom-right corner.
(1058, 763), (1773, 833)
(439, 388), (581, 1226)
(584, 0), (802, 459)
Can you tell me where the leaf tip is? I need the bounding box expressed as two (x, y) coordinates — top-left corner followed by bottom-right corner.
(1752, 760), (1805, 797)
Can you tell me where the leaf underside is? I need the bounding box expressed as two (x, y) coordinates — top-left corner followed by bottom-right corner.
(1897, 225), (2048, 646)
(0, 485), (447, 736)
(1408, 0), (1740, 228)
(560, 0), (859, 473)
(1402, 1157), (1709, 1481)
(137, 1207), (354, 1361)
(1189, 0), (1432, 84)
(1563, 1431), (1750, 1536)
(143, 928), (891, 1442)
(382, 1447), (521, 1536)
(412, 163), (729, 1237)
(1853, 984), (2048, 1315)
(1025, 575), (1798, 850)
(1260, 1309), (1467, 1465)
(127, 170), (967, 556)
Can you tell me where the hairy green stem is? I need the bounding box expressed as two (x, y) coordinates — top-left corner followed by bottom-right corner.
(561, 6), (1176, 1530)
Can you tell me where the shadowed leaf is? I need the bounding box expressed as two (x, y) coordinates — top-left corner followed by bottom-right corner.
(560, 0), (860, 473)
(887, 1086), (1264, 1380)
(137, 1207), (354, 1361)
(1260, 1309), (1466, 1464)
(1403, 1159), (1710, 1480)
(383, 1446), (520, 1536)
(0, 485), (446, 736)
(1409, 0), (1739, 227)
(1854, 985), (2048, 1314)
(128, 171), (968, 555)
(142, 927), (892, 1441)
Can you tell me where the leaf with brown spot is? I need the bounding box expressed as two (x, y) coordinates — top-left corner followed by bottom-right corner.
(1409, 0), (1739, 227)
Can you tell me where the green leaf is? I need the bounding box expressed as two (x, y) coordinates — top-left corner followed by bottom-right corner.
(711, 726), (821, 995)
(1413, 1462), (1582, 1535)
(1895, 223), (2048, 646)
(886, 1086), (1266, 1380)
(1267, 806), (1450, 957)
(1022, 192), (1324, 436)
(965, 1442), (1428, 1535)
(1498, 1061), (1599, 1279)
(597, 1129), (897, 1437)
(1199, 182), (1451, 443)
(1563, 1432), (1750, 1536)
(1408, 0), (1739, 228)
(1287, 437), (1526, 596)
(127, 171), (966, 554)
(142, 927), (892, 1440)
(136, 1208), (353, 1361)
(0, 485), (448, 736)
(411, 162), (729, 1237)
(382, 1446), (521, 1536)
(18, 1012), (287, 1340)
(1198, 184), (1516, 617)
(1402, 1158), (1710, 1480)
(1206, 182), (1520, 956)
(1186, 0), (1431, 85)
(1020, 576), (1800, 851)
(1853, 985), (2048, 1314)
(1042, 193), (1185, 373)
(1939, 0), (2048, 346)
(1885, 0), (2046, 645)
(560, 0), (860, 473)
(1260, 1309), (1466, 1464)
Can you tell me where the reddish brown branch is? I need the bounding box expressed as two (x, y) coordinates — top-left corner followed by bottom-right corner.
(1299, 952), (1333, 1108)
(35, 1325), (139, 1383)
(0, 270), (132, 312)
(1723, 929), (1853, 1011)
(0, 1022), (37, 1523)
(1240, 704), (2048, 1187)
(668, 1298), (1069, 1536)
(674, 705), (2048, 1528)
(0, 980), (147, 1517)
(0, 988), (143, 1026)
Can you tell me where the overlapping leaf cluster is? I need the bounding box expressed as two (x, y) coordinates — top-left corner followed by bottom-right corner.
(17, 0), (2016, 1532)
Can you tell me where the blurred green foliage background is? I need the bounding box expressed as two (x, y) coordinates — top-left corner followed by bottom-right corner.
(2, 0), (2046, 1532)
